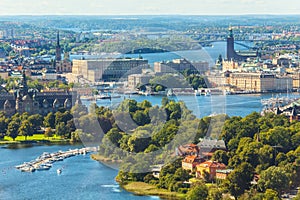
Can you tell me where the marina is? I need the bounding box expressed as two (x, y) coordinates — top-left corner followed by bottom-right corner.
(15, 147), (97, 172)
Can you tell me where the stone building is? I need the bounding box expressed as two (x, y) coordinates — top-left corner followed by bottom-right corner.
(228, 72), (292, 92)
(0, 71), (77, 116)
(154, 59), (209, 74)
(72, 58), (149, 82)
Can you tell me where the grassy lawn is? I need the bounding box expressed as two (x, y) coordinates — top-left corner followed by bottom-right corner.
(122, 182), (186, 199)
(0, 134), (69, 144)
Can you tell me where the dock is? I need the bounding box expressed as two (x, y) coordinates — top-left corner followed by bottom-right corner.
(15, 147), (97, 172)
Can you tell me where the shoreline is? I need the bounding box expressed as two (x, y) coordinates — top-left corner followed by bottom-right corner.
(120, 182), (186, 200)
(0, 138), (82, 146)
(91, 154), (185, 199)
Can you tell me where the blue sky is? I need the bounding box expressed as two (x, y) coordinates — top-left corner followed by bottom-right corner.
(0, 0), (299, 15)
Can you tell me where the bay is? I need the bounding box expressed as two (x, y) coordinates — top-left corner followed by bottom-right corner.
(0, 41), (287, 200)
(0, 144), (157, 200)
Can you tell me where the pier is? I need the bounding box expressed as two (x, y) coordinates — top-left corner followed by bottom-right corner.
(15, 147), (97, 172)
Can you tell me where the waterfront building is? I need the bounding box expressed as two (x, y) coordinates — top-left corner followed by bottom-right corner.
(127, 70), (154, 89)
(72, 58), (149, 82)
(291, 72), (300, 90)
(154, 59), (209, 74)
(228, 72), (292, 93)
(0, 71), (76, 116)
(265, 99), (300, 122)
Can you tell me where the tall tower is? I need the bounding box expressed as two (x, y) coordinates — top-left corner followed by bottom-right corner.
(19, 70), (28, 96)
(56, 31), (62, 62)
(226, 26), (236, 60)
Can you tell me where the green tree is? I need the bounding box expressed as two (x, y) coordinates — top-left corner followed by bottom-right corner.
(208, 187), (223, 200)
(28, 114), (43, 132)
(0, 115), (9, 134)
(294, 190), (300, 200)
(224, 162), (254, 199)
(19, 120), (33, 140)
(43, 112), (55, 128)
(264, 189), (280, 200)
(161, 97), (169, 107)
(127, 130), (151, 153)
(260, 126), (291, 150)
(186, 183), (208, 200)
(70, 129), (83, 143)
(212, 150), (229, 165)
(154, 84), (164, 92)
(106, 128), (123, 147)
(55, 122), (68, 138)
(6, 120), (20, 141)
(133, 110), (150, 126)
(257, 166), (290, 193)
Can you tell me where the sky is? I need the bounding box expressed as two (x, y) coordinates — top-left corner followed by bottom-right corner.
(0, 0), (299, 15)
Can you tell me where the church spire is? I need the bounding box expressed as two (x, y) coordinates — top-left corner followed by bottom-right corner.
(56, 31), (62, 61)
(57, 31), (60, 47)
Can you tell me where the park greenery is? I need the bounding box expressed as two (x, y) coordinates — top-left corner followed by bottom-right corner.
(96, 101), (300, 199)
(1, 96), (300, 199)
(137, 72), (207, 92)
(0, 76), (74, 92)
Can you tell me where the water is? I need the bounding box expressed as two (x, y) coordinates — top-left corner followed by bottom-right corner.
(0, 144), (156, 200)
(0, 41), (274, 200)
(84, 93), (298, 118)
(1, 93), (296, 200)
(68, 41), (249, 66)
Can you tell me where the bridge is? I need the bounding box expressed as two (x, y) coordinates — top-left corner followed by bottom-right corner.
(197, 39), (254, 49)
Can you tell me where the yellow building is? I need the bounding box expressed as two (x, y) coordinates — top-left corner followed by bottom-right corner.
(291, 72), (300, 90)
(229, 72), (292, 92)
(196, 160), (226, 180)
(222, 60), (239, 71)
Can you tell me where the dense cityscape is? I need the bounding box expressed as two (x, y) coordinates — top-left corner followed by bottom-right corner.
(1, 3), (300, 200)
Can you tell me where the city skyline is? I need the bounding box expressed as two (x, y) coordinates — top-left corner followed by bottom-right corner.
(0, 0), (300, 15)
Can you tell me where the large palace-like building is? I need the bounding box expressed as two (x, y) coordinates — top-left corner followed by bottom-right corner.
(0, 71), (77, 116)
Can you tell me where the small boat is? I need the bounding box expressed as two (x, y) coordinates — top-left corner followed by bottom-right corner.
(20, 166), (35, 172)
(36, 165), (51, 171)
(15, 163), (28, 169)
(167, 89), (175, 97)
(57, 169), (62, 174)
(205, 90), (211, 96)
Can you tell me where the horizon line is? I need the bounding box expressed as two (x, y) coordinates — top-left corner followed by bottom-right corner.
(0, 13), (300, 16)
